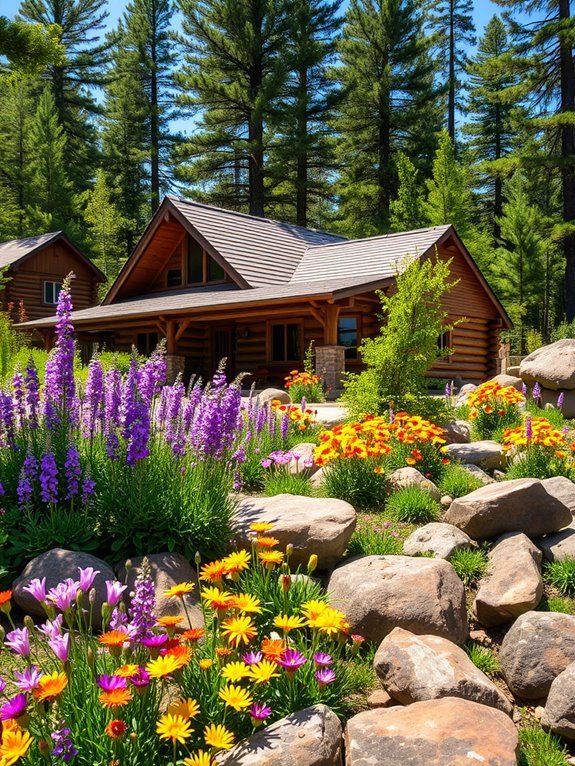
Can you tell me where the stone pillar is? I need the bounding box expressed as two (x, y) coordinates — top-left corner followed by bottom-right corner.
(315, 345), (346, 394)
(165, 354), (185, 383)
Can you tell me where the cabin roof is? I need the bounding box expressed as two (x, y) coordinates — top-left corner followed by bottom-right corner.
(0, 231), (107, 281)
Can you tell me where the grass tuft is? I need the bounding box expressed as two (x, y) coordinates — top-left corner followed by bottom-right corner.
(263, 472), (314, 497)
(544, 558), (575, 596)
(438, 463), (483, 498)
(448, 547), (488, 586)
(519, 724), (570, 766)
(465, 643), (501, 677)
(537, 595), (575, 614)
(385, 486), (441, 524)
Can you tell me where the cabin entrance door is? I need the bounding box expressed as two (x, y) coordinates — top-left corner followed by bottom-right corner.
(211, 325), (236, 378)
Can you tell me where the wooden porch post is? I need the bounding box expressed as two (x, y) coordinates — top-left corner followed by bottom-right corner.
(323, 304), (340, 345)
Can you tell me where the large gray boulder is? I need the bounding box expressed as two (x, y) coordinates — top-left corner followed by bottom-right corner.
(443, 441), (504, 470)
(500, 611), (575, 699)
(442, 420), (472, 445)
(374, 627), (513, 715)
(444, 477), (574, 540)
(327, 555), (468, 645)
(218, 705), (342, 765)
(473, 532), (543, 627)
(403, 522), (473, 560)
(388, 467), (441, 501)
(345, 698), (519, 766)
(233, 494), (356, 570)
(255, 387), (291, 405)
(536, 522), (575, 562)
(13, 549), (114, 624)
(541, 662), (575, 741)
(288, 443), (320, 476)
(520, 339), (575, 390)
(489, 374), (524, 391)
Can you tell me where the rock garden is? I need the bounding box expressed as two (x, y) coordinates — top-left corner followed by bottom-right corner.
(5, 285), (575, 765)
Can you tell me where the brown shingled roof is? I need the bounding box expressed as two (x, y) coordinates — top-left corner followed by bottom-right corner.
(0, 231), (106, 281)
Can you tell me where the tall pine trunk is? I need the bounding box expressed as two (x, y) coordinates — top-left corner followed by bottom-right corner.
(559, 0), (575, 320)
(448, 0), (455, 142)
(296, 67), (308, 228)
(150, 35), (160, 213)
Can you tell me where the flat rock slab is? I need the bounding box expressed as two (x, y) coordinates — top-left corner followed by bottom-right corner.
(500, 611), (575, 699)
(463, 463), (495, 485)
(345, 697), (519, 766)
(374, 627), (513, 715)
(444, 477), (574, 540)
(327, 555), (468, 645)
(403, 522), (473, 560)
(541, 661), (575, 741)
(536, 522), (575, 562)
(388, 467), (441, 501)
(13, 549), (114, 624)
(520, 339), (575, 390)
(233, 494), (356, 570)
(218, 704), (342, 765)
(474, 532), (543, 627)
(444, 440), (504, 470)
(442, 420), (472, 445)
(117, 552), (203, 631)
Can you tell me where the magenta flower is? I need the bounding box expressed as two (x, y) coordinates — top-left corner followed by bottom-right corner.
(97, 675), (127, 692)
(5, 627), (31, 657)
(47, 579), (79, 611)
(558, 392), (565, 410)
(78, 567), (99, 593)
(277, 649), (307, 674)
(0, 678), (6, 694)
(313, 652), (333, 666)
(243, 651), (263, 666)
(130, 668), (151, 688)
(38, 615), (63, 639)
(141, 634), (168, 649)
(23, 577), (47, 603)
(315, 667), (336, 686)
(526, 416), (533, 441)
(48, 633), (70, 663)
(105, 580), (127, 607)
(248, 702), (272, 725)
(14, 666), (43, 692)
(0, 694), (28, 720)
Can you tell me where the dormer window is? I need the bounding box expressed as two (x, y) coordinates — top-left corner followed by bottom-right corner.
(187, 236), (228, 285)
(167, 269), (182, 287)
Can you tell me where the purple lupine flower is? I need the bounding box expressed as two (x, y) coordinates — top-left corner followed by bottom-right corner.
(243, 651), (263, 666)
(280, 412), (289, 440)
(43, 280), (77, 429)
(23, 577), (47, 603)
(39, 451), (58, 504)
(51, 726), (78, 762)
(0, 694), (27, 720)
(558, 392), (565, 410)
(315, 667), (336, 686)
(48, 633), (70, 662)
(17, 452), (38, 509)
(110, 607), (128, 630)
(5, 627), (31, 656)
(81, 472), (96, 504)
(532, 381), (542, 401)
(106, 580), (127, 606)
(300, 396), (307, 413)
(64, 445), (81, 499)
(248, 702), (272, 725)
(121, 361), (151, 465)
(255, 405), (266, 434)
(12, 369), (26, 425)
(526, 416), (533, 441)
(82, 358), (104, 437)
(128, 559), (156, 641)
(521, 382), (527, 397)
(97, 674), (127, 691)
(313, 652), (333, 666)
(24, 357), (40, 428)
(38, 615), (63, 639)
(104, 367), (122, 459)
(277, 649), (307, 674)
(78, 567), (99, 593)
(138, 346), (167, 403)
(233, 471), (242, 492)
(14, 665), (42, 692)
(47, 579), (80, 612)
(0, 391), (15, 446)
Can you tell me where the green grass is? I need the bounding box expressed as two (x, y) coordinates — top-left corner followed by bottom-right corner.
(339, 644), (379, 716)
(519, 724), (570, 766)
(465, 643), (501, 677)
(438, 463), (483, 498)
(262, 472), (314, 497)
(537, 595), (575, 614)
(385, 486), (441, 524)
(347, 526), (404, 557)
(449, 547), (488, 586)
(544, 558), (575, 596)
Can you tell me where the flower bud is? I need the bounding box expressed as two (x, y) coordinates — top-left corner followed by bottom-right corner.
(285, 543), (293, 560)
(307, 554), (318, 574)
(87, 647), (95, 669)
(195, 551), (202, 566)
(24, 615), (35, 633)
(281, 574), (291, 594)
(89, 587), (97, 604)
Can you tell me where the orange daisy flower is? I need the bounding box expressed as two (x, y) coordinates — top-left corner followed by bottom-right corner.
(105, 719), (127, 740)
(99, 630), (129, 648)
(261, 638), (286, 663)
(99, 688), (133, 709)
(182, 628), (205, 643)
(156, 616), (184, 628)
(33, 672), (68, 702)
(255, 536), (279, 549)
(199, 560), (227, 584)
(258, 550), (284, 568)
(0, 590), (12, 609)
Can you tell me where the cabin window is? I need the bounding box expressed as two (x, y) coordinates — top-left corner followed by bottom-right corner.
(167, 269), (182, 287)
(208, 257), (225, 282)
(270, 323), (301, 362)
(136, 332), (159, 356)
(188, 238), (204, 284)
(437, 331), (453, 359)
(43, 281), (62, 305)
(338, 317), (359, 359)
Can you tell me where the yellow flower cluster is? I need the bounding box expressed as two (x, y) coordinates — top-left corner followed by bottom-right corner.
(467, 381), (524, 419)
(503, 417), (568, 452)
(271, 401), (316, 431)
(284, 370), (321, 389)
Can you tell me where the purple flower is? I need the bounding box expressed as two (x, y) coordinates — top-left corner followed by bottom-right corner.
(82, 358), (104, 437)
(532, 381), (542, 401)
(521, 382), (527, 397)
(0, 678), (5, 694)
(64, 445), (81, 499)
(389, 407), (395, 424)
(97, 674), (127, 691)
(106, 580), (127, 607)
(12, 369), (26, 424)
(38, 615), (63, 639)
(121, 360), (151, 465)
(315, 667), (336, 686)
(526, 415), (533, 441)
(47, 579), (80, 612)
(23, 576), (47, 603)
(300, 396), (307, 413)
(40, 451), (58, 504)
(0, 694), (28, 720)
(260, 458), (272, 469)
(51, 726), (78, 762)
(248, 702), (272, 724)
(277, 648), (307, 673)
(14, 665), (43, 692)
(558, 392), (565, 410)
(81, 472), (96, 504)
(17, 453), (38, 509)
(130, 668), (151, 687)
(128, 559), (156, 641)
(280, 412), (289, 440)
(5, 627), (31, 656)
(24, 357), (40, 428)
(78, 567), (99, 593)
(43, 280), (77, 429)
(444, 381), (452, 399)
(141, 634), (168, 648)
(243, 651), (263, 666)
(49, 633), (70, 662)
(313, 652), (333, 666)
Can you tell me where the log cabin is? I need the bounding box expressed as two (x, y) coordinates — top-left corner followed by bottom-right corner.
(19, 197), (511, 388)
(0, 231), (106, 321)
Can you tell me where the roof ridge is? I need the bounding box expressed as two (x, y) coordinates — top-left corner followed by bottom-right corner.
(304, 224), (452, 251)
(0, 231), (62, 247)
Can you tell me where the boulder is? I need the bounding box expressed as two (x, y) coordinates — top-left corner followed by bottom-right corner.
(541, 662), (575, 741)
(345, 698), (519, 766)
(536, 522), (575, 562)
(444, 478), (574, 540)
(327, 555), (468, 645)
(255, 387), (291, 406)
(443, 440), (504, 470)
(455, 383), (477, 406)
(117, 552), (203, 631)
(473, 532), (543, 627)
(13, 549), (114, 624)
(542, 475), (575, 515)
(540, 387), (575, 418)
(489, 373), (524, 391)
(287, 442), (320, 476)
(462, 463), (495, 485)
(374, 627), (512, 715)
(520, 339), (575, 390)
(442, 420), (472, 445)
(500, 611), (575, 699)
(309, 466), (325, 488)
(506, 365), (521, 376)
(233, 494), (356, 570)
(366, 689), (396, 709)
(218, 704), (342, 766)
(403, 522), (473, 560)
(388, 467), (441, 501)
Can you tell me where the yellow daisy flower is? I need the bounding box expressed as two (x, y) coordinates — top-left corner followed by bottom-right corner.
(198, 658), (213, 670)
(273, 613), (307, 633)
(168, 697), (201, 719)
(231, 593), (263, 614)
(257, 550), (284, 568)
(218, 683), (253, 711)
(184, 751), (214, 766)
(222, 550), (251, 578)
(204, 723), (235, 750)
(0, 728), (32, 765)
(115, 664), (140, 679)
(221, 661), (251, 682)
(221, 615), (257, 647)
(164, 582), (195, 599)
(249, 522), (274, 533)
(248, 660), (280, 684)
(156, 714), (192, 744)
(146, 654), (184, 679)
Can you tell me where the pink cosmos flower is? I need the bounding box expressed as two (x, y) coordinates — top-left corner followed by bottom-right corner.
(277, 649), (307, 674)
(48, 633), (70, 663)
(313, 652), (333, 666)
(22, 577), (47, 603)
(38, 615), (63, 639)
(105, 580), (127, 607)
(78, 566), (100, 592)
(97, 674), (127, 691)
(14, 666), (43, 692)
(315, 667), (336, 686)
(47, 579), (80, 611)
(5, 627), (31, 657)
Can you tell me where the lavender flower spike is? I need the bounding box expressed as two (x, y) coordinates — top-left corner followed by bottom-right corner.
(557, 391), (565, 410)
(532, 381), (542, 401)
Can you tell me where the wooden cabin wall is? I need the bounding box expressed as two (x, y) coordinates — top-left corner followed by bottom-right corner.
(5, 242), (100, 321)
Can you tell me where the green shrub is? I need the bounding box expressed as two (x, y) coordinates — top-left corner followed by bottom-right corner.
(544, 558), (575, 596)
(263, 472), (314, 497)
(537, 595), (574, 614)
(465, 643), (501, 677)
(323, 457), (388, 510)
(449, 547), (488, 586)
(439, 464), (483, 498)
(386, 486), (441, 524)
(519, 725), (570, 766)
(347, 526), (403, 557)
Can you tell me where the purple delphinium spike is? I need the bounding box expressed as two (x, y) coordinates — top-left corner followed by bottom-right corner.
(24, 357), (40, 428)
(64, 445), (81, 499)
(525, 415), (533, 441)
(51, 726), (78, 762)
(128, 558), (156, 641)
(280, 412), (289, 440)
(82, 357), (104, 437)
(0, 391), (15, 446)
(521, 382), (527, 397)
(532, 381), (542, 402)
(557, 392), (565, 410)
(17, 453), (38, 509)
(39, 452), (58, 504)
(12, 369), (26, 425)
(301, 396), (307, 413)
(81, 471), (96, 505)
(43, 279), (77, 429)
(121, 360), (151, 465)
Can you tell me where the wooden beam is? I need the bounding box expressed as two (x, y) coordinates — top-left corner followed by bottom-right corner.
(324, 304), (340, 345)
(308, 306), (325, 327)
(166, 319), (176, 354)
(175, 319), (191, 342)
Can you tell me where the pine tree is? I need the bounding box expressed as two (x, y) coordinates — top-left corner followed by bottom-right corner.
(464, 15), (525, 234)
(175, 0), (290, 216)
(425, 0), (475, 142)
(388, 153), (426, 231)
(18, 0), (109, 193)
(334, 0), (440, 237)
(84, 170), (126, 282)
(268, 0), (342, 227)
(0, 16), (63, 71)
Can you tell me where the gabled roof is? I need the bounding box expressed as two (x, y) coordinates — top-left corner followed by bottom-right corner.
(0, 231), (106, 281)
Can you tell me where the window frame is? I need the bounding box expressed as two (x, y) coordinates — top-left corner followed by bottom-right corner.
(337, 314), (362, 360)
(186, 236), (229, 286)
(436, 330), (453, 363)
(166, 269), (183, 288)
(266, 319), (305, 364)
(43, 281), (62, 306)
